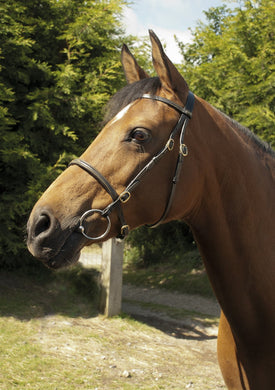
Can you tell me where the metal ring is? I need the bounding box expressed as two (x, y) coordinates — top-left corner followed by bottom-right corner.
(78, 209), (111, 240)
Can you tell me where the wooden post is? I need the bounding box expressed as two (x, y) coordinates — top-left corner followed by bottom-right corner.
(99, 238), (124, 317)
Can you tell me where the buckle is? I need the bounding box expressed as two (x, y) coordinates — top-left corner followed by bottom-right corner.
(119, 191), (131, 203)
(180, 144), (188, 156)
(121, 224), (129, 236)
(166, 138), (174, 151)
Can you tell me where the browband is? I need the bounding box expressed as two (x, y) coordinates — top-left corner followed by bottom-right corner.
(141, 93), (195, 119)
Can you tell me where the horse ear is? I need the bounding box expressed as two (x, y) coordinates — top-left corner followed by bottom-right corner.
(149, 30), (188, 101)
(121, 44), (149, 84)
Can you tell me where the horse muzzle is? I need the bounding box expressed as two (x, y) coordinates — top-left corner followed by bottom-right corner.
(27, 206), (83, 269)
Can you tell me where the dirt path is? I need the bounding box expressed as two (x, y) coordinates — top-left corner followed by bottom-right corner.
(123, 284), (220, 316)
(120, 284), (225, 389)
(122, 284), (220, 335)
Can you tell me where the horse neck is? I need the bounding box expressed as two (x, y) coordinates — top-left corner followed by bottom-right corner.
(185, 97), (275, 338)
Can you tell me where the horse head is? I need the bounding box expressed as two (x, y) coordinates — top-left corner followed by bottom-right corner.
(27, 31), (202, 269)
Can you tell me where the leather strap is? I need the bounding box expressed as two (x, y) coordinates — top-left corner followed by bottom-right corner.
(69, 91), (195, 240)
(69, 159), (129, 239)
(145, 93), (194, 228)
(69, 159), (119, 201)
(142, 92), (195, 118)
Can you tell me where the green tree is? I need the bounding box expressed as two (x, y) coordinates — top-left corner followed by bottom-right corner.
(0, 0), (128, 267)
(127, 0), (275, 268)
(177, 0), (275, 145)
(126, 222), (195, 267)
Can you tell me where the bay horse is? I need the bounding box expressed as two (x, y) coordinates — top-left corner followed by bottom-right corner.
(27, 31), (275, 389)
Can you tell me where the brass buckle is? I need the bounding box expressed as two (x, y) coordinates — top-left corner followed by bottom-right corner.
(121, 224), (129, 236)
(180, 144), (188, 156)
(119, 191), (131, 203)
(166, 138), (174, 151)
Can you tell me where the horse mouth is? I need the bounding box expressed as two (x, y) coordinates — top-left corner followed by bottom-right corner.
(28, 230), (84, 270)
(44, 244), (81, 270)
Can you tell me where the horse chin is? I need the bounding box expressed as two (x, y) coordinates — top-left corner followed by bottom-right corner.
(44, 247), (81, 270)
(39, 232), (84, 270)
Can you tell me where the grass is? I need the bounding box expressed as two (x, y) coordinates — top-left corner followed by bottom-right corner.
(0, 264), (224, 389)
(0, 318), (57, 389)
(0, 267), (98, 389)
(0, 266), (100, 319)
(123, 248), (215, 298)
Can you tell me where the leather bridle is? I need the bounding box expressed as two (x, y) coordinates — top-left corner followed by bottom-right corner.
(69, 91), (195, 241)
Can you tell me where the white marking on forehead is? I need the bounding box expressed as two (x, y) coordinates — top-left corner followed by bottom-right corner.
(110, 101), (135, 125)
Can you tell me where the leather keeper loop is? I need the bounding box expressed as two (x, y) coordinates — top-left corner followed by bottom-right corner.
(121, 224), (129, 236)
(180, 144), (188, 156)
(166, 138), (175, 151)
(119, 191), (131, 203)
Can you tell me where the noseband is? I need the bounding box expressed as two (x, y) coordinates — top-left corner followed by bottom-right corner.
(69, 91), (195, 240)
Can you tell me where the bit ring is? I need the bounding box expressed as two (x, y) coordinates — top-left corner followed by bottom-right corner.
(78, 209), (111, 240)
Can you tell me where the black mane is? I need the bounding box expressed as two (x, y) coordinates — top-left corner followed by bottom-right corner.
(222, 113), (275, 158)
(103, 77), (161, 125)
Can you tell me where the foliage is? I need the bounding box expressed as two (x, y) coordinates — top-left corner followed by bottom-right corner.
(0, 0), (128, 266)
(177, 0), (275, 146)
(123, 247), (214, 296)
(125, 221), (195, 267)
(126, 34), (156, 76)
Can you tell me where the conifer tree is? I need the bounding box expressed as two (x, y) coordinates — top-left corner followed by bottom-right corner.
(178, 0), (274, 145)
(0, 0), (128, 266)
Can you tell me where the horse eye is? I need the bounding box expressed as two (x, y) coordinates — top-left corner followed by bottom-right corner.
(130, 129), (150, 143)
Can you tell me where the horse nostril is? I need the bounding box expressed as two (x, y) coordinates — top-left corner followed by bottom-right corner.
(34, 213), (51, 237)
(27, 209), (59, 259)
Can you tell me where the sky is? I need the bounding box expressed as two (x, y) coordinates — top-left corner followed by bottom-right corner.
(122, 0), (233, 63)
